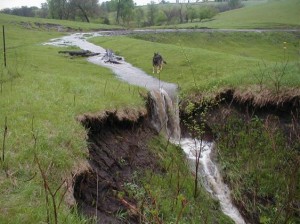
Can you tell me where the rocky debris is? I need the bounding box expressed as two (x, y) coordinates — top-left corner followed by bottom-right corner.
(102, 49), (123, 64)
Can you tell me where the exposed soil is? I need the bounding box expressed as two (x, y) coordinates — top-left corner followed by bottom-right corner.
(182, 87), (300, 130)
(74, 109), (162, 223)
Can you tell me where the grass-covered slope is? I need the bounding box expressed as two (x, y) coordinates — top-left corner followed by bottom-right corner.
(0, 13), (121, 31)
(91, 31), (300, 96)
(0, 8), (299, 223)
(176, 0), (300, 29)
(0, 14), (142, 223)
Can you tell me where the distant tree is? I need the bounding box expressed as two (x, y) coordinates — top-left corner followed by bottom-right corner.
(69, 0), (99, 23)
(163, 6), (180, 24)
(156, 10), (168, 25)
(47, 0), (68, 19)
(37, 3), (49, 18)
(147, 1), (158, 26)
(100, 0), (118, 13)
(228, 0), (242, 9)
(178, 2), (185, 23)
(199, 6), (218, 21)
(118, 0), (135, 25)
(1, 8), (11, 15)
(134, 7), (144, 27)
(187, 6), (197, 22)
(0, 6), (38, 17)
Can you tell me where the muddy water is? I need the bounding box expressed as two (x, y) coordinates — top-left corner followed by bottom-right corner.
(45, 32), (245, 223)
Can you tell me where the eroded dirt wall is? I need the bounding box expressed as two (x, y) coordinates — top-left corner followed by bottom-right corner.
(74, 110), (161, 223)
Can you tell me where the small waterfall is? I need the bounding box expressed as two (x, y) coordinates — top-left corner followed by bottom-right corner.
(148, 89), (246, 224)
(148, 88), (181, 140)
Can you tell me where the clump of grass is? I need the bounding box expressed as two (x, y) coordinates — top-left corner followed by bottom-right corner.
(212, 114), (300, 223)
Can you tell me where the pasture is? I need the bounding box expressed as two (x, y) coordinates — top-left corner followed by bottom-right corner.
(91, 30), (300, 97)
(0, 14), (141, 223)
(167, 0), (300, 29)
(0, 0), (299, 222)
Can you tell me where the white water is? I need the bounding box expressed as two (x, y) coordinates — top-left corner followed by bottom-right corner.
(45, 32), (245, 224)
(180, 139), (246, 224)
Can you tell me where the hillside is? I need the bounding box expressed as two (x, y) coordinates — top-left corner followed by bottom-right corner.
(0, 6), (299, 223)
(0, 13), (142, 223)
(176, 0), (300, 29)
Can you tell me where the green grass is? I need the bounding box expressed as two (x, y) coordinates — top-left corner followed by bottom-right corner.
(171, 0), (300, 29)
(90, 31), (300, 96)
(0, 13), (143, 223)
(0, 6), (299, 223)
(0, 13), (121, 31)
(213, 115), (300, 223)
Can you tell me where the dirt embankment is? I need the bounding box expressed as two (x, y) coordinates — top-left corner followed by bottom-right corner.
(73, 108), (161, 223)
(182, 87), (300, 128)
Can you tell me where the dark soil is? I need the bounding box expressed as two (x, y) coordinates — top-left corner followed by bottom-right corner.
(74, 109), (161, 224)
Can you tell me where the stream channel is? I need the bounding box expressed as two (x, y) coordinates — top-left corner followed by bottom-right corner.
(45, 32), (246, 224)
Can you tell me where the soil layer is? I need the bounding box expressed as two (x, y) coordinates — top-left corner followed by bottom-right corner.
(74, 109), (160, 223)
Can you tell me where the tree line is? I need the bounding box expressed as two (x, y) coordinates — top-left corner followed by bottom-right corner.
(0, 0), (243, 27)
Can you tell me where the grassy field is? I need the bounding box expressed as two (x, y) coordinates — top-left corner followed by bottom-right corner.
(91, 30), (300, 97)
(169, 0), (300, 29)
(0, 13), (121, 31)
(0, 0), (299, 221)
(0, 14), (142, 223)
(0, 13), (233, 223)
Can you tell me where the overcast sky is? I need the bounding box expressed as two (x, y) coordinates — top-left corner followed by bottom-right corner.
(0, 0), (176, 10)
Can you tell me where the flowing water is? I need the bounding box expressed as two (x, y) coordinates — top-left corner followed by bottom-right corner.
(148, 89), (245, 224)
(45, 32), (246, 224)
(180, 139), (246, 224)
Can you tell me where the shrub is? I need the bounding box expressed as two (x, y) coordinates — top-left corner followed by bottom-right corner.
(199, 6), (218, 22)
(228, 0), (243, 9)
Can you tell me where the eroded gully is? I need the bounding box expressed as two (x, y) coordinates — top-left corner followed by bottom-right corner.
(45, 32), (246, 224)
